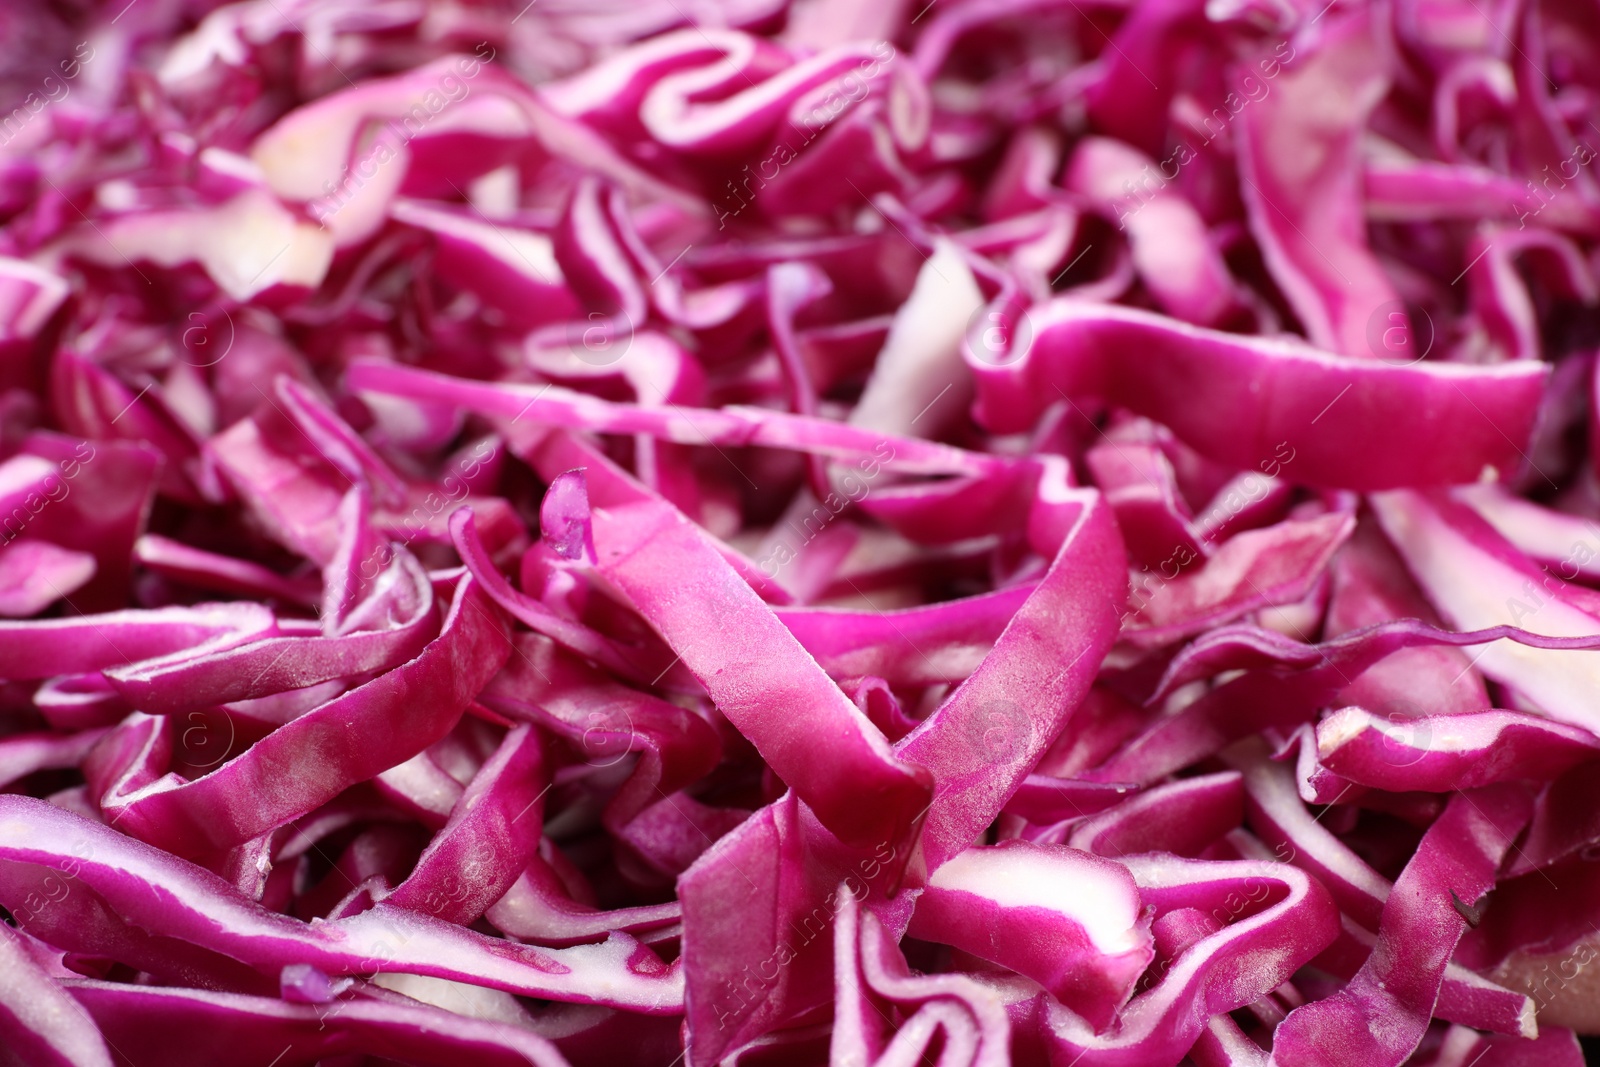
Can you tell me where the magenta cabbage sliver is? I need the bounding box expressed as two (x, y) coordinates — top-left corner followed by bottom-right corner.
(0, 2), (1598, 1066)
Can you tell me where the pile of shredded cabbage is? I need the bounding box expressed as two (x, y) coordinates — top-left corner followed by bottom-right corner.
(2, 1), (1599, 1065)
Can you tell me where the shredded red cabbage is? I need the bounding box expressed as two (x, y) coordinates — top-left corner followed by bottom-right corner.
(2, 1), (1600, 1065)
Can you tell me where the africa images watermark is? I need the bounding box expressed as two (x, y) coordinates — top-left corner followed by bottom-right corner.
(1, 442), (97, 545)
(1520, 939), (1600, 1015)
(309, 44), (498, 227)
(5, 837), (95, 927)
(1121, 440), (1297, 625)
(1516, 138), (1597, 229)
(713, 837), (899, 1030)
(356, 438), (501, 581)
(715, 40), (897, 229)
(1112, 41), (1296, 229)
(1501, 521), (1600, 628)
(756, 441), (895, 576)
(0, 42), (95, 147)
(712, 698), (1032, 1030)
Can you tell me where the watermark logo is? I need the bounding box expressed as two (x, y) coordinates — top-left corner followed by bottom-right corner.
(177, 708), (236, 770)
(964, 299), (1032, 367)
(959, 696), (1035, 763)
(548, 311), (634, 369)
(178, 307), (236, 368)
(1372, 699), (1432, 769)
(1364, 301), (1433, 366)
(579, 707), (636, 770)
